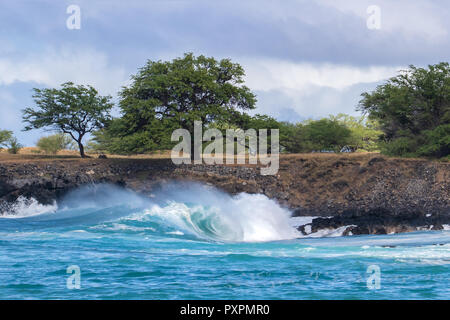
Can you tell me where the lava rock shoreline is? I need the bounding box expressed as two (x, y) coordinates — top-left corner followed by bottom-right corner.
(0, 154), (449, 235)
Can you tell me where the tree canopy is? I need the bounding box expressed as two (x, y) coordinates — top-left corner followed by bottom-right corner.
(23, 82), (114, 158)
(359, 62), (450, 158)
(109, 53), (257, 156)
(279, 118), (352, 153)
(0, 130), (13, 148)
(330, 113), (382, 152)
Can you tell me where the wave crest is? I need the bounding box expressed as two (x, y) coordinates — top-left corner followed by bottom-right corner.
(0, 183), (300, 242)
(0, 196), (58, 218)
(139, 191), (300, 242)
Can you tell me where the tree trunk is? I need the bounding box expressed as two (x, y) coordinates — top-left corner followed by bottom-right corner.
(190, 138), (195, 162)
(78, 141), (87, 158)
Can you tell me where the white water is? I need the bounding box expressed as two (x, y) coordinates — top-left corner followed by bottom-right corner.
(144, 192), (300, 242)
(1, 183), (447, 244)
(0, 184), (300, 242)
(0, 196), (57, 218)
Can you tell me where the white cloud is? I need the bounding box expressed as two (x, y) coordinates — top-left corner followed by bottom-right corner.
(317, 0), (448, 39)
(241, 59), (403, 121)
(0, 47), (128, 95)
(243, 59), (402, 93)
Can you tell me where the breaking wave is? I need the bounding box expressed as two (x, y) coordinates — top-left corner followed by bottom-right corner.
(0, 196), (57, 218)
(0, 183), (300, 243)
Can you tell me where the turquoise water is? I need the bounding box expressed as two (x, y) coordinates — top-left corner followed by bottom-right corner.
(0, 184), (449, 300)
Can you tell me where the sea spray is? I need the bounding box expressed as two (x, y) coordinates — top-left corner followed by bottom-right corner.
(0, 183), (300, 242)
(141, 182), (300, 242)
(0, 196), (57, 218)
(145, 193), (300, 242)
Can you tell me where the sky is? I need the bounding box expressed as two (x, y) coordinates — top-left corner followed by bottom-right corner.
(0, 0), (449, 146)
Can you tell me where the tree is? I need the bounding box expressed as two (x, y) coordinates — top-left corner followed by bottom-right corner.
(7, 137), (22, 154)
(37, 133), (73, 155)
(330, 113), (382, 151)
(280, 123), (313, 153)
(23, 82), (113, 158)
(118, 53), (257, 158)
(228, 113), (282, 153)
(0, 131), (22, 154)
(92, 117), (176, 155)
(304, 119), (352, 152)
(359, 62), (450, 158)
(0, 130), (13, 149)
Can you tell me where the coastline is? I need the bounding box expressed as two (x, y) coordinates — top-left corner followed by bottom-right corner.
(1, 153), (449, 236)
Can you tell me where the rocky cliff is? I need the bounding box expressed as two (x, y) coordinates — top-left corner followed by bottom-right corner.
(1, 154), (449, 235)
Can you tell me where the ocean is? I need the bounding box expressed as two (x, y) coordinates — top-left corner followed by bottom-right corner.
(0, 183), (449, 300)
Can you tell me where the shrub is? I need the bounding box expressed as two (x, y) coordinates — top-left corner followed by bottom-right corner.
(0, 130), (13, 149)
(7, 137), (23, 154)
(417, 124), (450, 158)
(37, 133), (73, 154)
(380, 137), (419, 157)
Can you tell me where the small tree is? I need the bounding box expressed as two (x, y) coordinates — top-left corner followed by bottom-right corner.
(37, 133), (73, 155)
(0, 130), (13, 149)
(23, 82), (113, 158)
(7, 137), (23, 154)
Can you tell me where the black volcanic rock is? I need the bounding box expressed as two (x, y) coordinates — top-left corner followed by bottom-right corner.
(298, 208), (449, 236)
(0, 155), (449, 235)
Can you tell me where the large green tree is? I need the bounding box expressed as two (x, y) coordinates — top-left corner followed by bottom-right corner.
(206, 114), (282, 154)
(303, 119), (352, 152)
(359, 62), (450, 158)
(330, 113), (382, 151)
(277, 119), (352, 153)
(92, 117), (175, 155)
(117, 53), (257, 157)
(23, 82), (114, 158)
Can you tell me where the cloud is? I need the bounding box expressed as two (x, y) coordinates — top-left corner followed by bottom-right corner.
(239, 59), (403, 121)
(317, 0), (449, 39)
(253, 82), (383, 122)
(1, 0), (444, 66)
(0, 46), (129, 146)
(0, 47), (128, 95)
(0, 0), (448, 145)
(243, 59), (402, 92)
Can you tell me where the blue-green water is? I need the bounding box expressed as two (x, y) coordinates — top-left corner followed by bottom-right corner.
(0, 184), (449, 300)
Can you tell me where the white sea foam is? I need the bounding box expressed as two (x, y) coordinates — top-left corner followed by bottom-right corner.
(289, 216), (317, 228)
(90, 223), (156, 233)
(307, 225), (357, 238)
(143, 191), (300, 242)
(304, 225), (312, 234)
(0, 196), (57, 218)
(166, 231), (185, 236)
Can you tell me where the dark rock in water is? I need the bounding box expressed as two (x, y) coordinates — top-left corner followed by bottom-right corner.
(297, 208), (450, 236)
(0, 180), (16, 198)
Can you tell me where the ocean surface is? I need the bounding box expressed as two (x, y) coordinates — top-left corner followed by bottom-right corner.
(0, 183), (449, 300)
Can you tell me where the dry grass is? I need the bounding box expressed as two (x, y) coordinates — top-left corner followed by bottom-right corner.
(1, 147), (443, 165)
(0, 147), (381, 163)
(0, 147), (173, 162)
